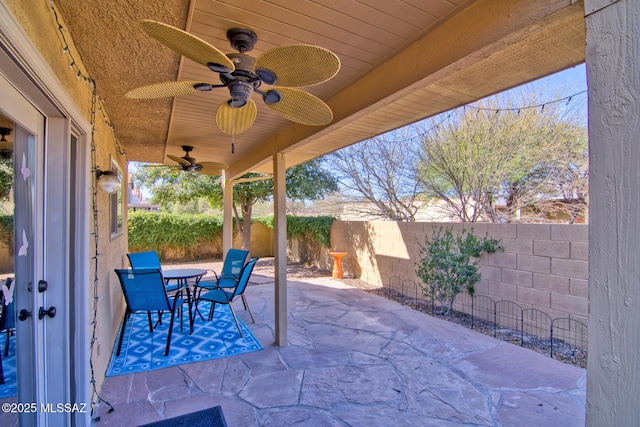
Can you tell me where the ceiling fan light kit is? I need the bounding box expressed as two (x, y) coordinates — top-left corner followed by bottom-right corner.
(126, 20), (340, 135)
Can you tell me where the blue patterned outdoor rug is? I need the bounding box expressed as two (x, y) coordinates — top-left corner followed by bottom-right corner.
(0, 334), (16, 398)
(107, 302), (262, 377)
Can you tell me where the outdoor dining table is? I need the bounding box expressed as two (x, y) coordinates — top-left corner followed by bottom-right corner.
(162, 268), (206, 333)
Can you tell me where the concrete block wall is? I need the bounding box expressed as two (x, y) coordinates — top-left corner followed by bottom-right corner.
(330, 221), (589, 324)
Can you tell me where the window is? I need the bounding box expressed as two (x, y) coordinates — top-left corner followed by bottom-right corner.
(109, 157), (123, 239)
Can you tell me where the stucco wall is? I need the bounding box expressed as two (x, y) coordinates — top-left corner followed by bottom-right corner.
(234, 222), (273, 258)
(330, 221), (589, 324)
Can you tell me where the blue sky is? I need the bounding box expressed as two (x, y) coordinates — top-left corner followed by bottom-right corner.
(543, 63), (586, 91)
(475, 63), (587, 113)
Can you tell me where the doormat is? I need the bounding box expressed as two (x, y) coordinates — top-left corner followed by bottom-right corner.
(0, 334), (16, 399)
(107, 302), (262, 377)
(137, 405), (227, 427)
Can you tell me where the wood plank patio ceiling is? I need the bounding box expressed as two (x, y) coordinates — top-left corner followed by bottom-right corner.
(54, 0), (585, 177)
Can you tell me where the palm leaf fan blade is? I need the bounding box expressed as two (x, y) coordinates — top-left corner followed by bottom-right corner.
(125, 81), (212, 99)
(140, 20), (235, 72)
(216, 99), (257, 135)
(255, 45), (340, 87)
(166, 154), (190, 166)
(266, 87), (333, 125)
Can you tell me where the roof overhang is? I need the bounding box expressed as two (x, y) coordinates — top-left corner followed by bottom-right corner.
(54, 0), (585, 178)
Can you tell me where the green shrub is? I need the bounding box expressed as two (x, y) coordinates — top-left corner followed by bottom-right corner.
(255, 215), (334, 247)
(415, 226), (502, 315)
(128, 212), (335, 259)
(0, 214), (13, 248)
(287, 216), (334, 247)
(128, 211), (223, 252)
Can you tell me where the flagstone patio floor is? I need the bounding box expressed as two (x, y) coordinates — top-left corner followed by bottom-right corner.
(94, 263), (586, 426)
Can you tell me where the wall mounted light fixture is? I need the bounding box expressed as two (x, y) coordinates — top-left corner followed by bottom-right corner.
(96, 168), (122, 193)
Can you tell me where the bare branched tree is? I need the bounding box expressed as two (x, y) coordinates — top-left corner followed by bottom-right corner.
(327, 84), (587, 224)
(329, 130), (422, 221)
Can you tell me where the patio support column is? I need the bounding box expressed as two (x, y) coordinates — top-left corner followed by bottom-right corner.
(273, 152), (287, 346)
(585, 0), (640, 425)
(221, 169), (233, 256)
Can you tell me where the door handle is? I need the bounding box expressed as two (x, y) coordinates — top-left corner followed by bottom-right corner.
(18, 309), (32, 321)
(39, 306), (56, 319)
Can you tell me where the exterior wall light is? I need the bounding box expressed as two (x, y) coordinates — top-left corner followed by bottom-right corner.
(96, 169), (122, 193)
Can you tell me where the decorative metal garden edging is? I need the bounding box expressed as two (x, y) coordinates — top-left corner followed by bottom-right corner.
(366, 272), (587, 365)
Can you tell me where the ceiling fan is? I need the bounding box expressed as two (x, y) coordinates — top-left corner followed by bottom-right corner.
(163, 145), (227, 176)
(126, 20), (341, 135)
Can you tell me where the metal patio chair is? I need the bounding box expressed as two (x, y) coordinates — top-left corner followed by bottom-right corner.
(0, 277), (14, 384)
(0, 277), (15, 358)
(114, 268), (191, 356)
(194, 257), (258, 337)
(194, 248), (255, 322)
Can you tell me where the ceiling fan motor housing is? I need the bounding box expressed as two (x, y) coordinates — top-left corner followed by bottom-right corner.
(226, 53), (256, 73)
(222, 53), (260, 107)
(227, 81), (253, 107)
(174, 146), (203, 171)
